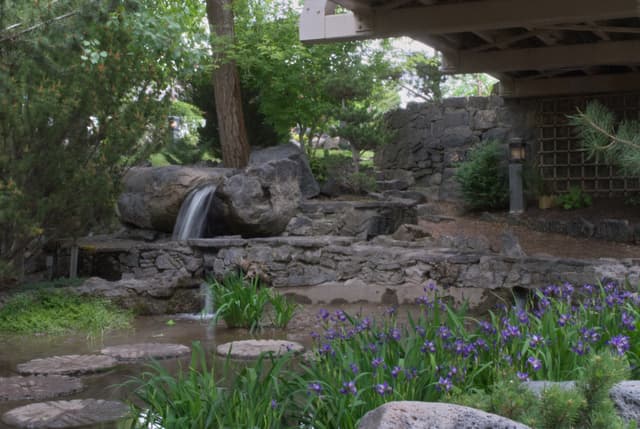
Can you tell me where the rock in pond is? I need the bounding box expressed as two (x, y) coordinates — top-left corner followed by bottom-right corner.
(216, 340), (304, 360)
(117, 165), (236, 232)
(101, 343), (190, 362)
(215, 159), (301, 236)
(357, 401), (531, 429)
(0, 376), (84, 401)
(2, 399), (129, 429)
(17, 355), (118, 376)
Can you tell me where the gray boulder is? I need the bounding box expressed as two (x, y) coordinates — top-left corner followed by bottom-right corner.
(610, 381), (640, 423)
(249, 144), (319, 199)
(358, 401), (531, 429)
(522, 380), (576, 397)
(66, 271), (201, 315)
(216, 159), (302, 236)
(117, 166), (236, 232)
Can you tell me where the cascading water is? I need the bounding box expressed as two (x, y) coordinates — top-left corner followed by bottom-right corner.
(172, 184), (216, 240)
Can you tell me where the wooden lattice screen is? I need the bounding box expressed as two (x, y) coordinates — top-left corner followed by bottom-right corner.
(536, 93), (640, 196)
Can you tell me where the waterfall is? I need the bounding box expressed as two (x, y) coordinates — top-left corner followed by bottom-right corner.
(172, 185), (216, 240)
(200, 282), (214, 317)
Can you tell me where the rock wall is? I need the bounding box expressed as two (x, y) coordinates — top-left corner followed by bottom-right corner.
(376, 96), (537, 202)
(76, 236), (640, 314)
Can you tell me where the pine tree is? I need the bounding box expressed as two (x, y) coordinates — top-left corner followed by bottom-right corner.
(570, 100), (640, 176)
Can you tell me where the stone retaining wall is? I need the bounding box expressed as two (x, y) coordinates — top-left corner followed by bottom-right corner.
(76, 236), (640, 314)
(376, 97), (536, 202)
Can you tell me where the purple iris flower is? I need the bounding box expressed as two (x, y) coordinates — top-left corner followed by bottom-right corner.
(372, 357), (384, 368)
(517, 310), (529, 324)
(350, 363), (359, 374)
(622, 312), (636, 331)
(421, 340), (436, 353)
(389, 327), (402, 341)
(437, 376), (453, 392)
(339, 380), (357, 395)
(516, 371), (530, 381)
(527, 356), (542, 371)
(391, 366), (402, 378)
(558, 313), (571, 327)
(608, 335), (631, 355)
(318, 309), (330, 320)
(308, 382), (323, 395)
(529, 334), (544, 348)
(571, 340), (590, 356)
(375, 382), (392, 396)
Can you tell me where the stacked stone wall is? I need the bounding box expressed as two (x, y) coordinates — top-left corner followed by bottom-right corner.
(376, 96), (537, 202)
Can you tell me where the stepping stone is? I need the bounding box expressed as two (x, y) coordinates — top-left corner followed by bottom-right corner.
(2, 399), (129, 429)
(216, 339), (304, 360)
(101, 343), (190, 362)
(17, 355), (118, 376)
(0, 376), (84, 402)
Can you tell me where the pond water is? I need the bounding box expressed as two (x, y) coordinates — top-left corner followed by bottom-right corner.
(0, 303), (406, 428)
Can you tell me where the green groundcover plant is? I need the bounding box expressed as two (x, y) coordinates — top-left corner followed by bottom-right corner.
(0, 290), (131, 336)
(209, 271), (298, 330)
(127, 280), (640, 428)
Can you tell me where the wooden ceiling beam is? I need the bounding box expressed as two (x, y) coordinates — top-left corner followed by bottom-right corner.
(498, 72), (640, 97)
(444, 40), (640, 74)
(587, 22), (611, 41)
(372, 0), (638, 35)
(538, 24), (640, 35)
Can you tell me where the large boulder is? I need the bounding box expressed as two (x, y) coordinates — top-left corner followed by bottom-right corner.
(215, 159), (302, 236)
(357, 401), (531, 429)
(249, 144), (319, 199)
(117, 166), (236, 232)
(65, 270), (201, 315)
(610, 381), (640, 423)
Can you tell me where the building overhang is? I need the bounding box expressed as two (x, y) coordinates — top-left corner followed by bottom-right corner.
(300, 0), (640, 97)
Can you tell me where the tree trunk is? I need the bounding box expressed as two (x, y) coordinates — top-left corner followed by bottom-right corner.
(206, 0), (250, 169)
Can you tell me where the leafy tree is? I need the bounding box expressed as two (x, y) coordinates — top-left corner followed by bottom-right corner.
(231, 0), (399, 156)
(0, 0), (205, 281)
(330, 104), (394, 174)
(570, 100), (640, 176)
(400, 52), (445, 102)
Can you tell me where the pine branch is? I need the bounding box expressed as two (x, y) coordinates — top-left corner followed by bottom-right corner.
(0, 10), (78, 44)
(574, 108), (640, 150)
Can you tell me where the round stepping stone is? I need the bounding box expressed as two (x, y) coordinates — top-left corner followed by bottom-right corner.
(101, 343), (190, 362)
(0, 376), (84, 402)
(17, 355), (118, 376)
(216, 339), (304, 360)
(2, 399), (129, 429)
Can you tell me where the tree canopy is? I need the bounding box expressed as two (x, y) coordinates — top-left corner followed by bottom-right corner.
(0, 0), (205, 279)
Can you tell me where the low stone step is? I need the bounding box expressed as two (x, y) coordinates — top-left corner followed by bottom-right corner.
(0, 376), (84, 401)
(17, 355), (118, 376)
(216, 339), (304, 360)
(101, 342), (190, 362)
(2, 399), (129, 429)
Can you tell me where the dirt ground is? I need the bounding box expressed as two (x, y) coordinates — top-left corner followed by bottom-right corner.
(422, 199), (639, 260)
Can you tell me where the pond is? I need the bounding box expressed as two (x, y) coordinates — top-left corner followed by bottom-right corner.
(0, 303), (408, 428)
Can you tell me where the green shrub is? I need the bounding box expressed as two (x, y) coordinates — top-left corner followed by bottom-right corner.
(556, 186), (592, 210)
(455, 140), (509, 210)
(269, 293), (299, 329)
(0, 290), (131, 336)
(210, 272), (270, 330)
(209, 271), (298, 330)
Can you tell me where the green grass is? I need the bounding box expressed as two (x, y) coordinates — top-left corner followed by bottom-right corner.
(0, 290), (132, 336)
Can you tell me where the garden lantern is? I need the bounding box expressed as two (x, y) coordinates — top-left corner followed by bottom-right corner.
(509, 138), (526, 163)
(508, 137), (526, 214)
